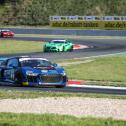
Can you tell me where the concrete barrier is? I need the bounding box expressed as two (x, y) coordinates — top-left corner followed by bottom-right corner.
(1, 27), (126, 36)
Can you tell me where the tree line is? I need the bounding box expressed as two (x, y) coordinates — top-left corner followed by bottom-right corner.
(0, 0), (126, 26)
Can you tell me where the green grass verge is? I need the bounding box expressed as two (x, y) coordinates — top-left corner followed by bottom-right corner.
(0, 40), (44, 54)
(60, 56), (126, 87)
(0, 113), (125, 126)
(85, 80), (126, 87)
(0, 90), (126, 99)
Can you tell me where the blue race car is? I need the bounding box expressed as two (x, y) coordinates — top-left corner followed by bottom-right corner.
(0, 56), (67, 88)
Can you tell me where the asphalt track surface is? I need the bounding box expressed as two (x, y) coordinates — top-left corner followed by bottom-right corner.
(0, 85), (126, 95)
(0, 30), (126, 95)
(1, 36), (126, 61)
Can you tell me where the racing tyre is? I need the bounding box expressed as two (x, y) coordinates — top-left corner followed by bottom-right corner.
(43, 50), (47, 52)
(69, 46), (73, 52)
(55, 85), (65, 88)
(43, 48), (47, 52)
(14, 72), (22, 86)
(0, 34), (3, 38)
(62, 46), (65, 52)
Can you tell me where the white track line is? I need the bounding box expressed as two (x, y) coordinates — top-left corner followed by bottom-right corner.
(67, 84), (126, 90)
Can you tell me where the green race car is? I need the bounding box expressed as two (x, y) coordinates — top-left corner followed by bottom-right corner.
(43, 40), (73, 52)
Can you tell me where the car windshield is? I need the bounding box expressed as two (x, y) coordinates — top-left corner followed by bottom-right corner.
(1, 30), (10, 32)
(20, 59), (52, 67)
(50, 41), (65, 44)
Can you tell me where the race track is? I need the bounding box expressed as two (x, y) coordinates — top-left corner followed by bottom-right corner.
(1, 36), (126, 60)
(0, 28), (126, 95)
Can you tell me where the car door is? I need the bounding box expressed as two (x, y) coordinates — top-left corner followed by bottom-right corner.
(4, 58), (19, 83)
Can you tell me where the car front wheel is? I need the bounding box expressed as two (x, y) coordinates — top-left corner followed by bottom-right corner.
(14, 72), (22, 86)
(55, 85), (65, 88)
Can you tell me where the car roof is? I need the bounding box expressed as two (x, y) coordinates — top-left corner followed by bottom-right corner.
(19, 57), (49, 62)
(5, 56), (49, 61)
(0, 29), (10, 32)
(51, 40), (67, 42)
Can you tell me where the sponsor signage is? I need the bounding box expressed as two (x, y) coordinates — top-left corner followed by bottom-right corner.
(50, 16), (126, 29)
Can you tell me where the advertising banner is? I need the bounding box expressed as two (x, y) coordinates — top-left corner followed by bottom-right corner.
(50, 16), (126, 29)
(50, 21), (101, 28)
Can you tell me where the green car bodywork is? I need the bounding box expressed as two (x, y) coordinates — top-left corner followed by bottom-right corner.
(43, 40), (73, 52)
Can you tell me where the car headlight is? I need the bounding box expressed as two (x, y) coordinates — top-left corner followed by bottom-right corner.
(61, 72), (66, 76)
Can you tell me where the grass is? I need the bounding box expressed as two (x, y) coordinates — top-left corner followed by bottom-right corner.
(0, 40), (44, 54)
(85, 80), (126, 87)
(0, 89), (126, 99)
(61, 56), (126, 86)
(0, 113), (126, 126)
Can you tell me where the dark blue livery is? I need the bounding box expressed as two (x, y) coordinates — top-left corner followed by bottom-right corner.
(0, 56), (67, 87)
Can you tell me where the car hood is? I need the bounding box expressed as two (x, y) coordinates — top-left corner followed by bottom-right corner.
(45, 43), (64, 47)
(22, 66), (64, 75)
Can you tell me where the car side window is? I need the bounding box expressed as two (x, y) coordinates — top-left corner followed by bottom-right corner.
(0, 60), (6, 66)
(7, 59), (19, 67)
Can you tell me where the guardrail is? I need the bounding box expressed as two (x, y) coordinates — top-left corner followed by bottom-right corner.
(1, 28), (126, 36)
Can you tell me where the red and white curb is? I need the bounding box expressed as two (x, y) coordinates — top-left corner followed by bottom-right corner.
(73, 44), (89, 50)
(67, 80), (85, 85)
(67, 80), (126, 90)
(68, 84), (126, 90)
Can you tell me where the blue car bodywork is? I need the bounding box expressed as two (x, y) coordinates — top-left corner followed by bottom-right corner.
(0, 57), (67, 87)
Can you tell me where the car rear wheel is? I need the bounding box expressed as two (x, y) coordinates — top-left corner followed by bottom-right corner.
(62, 46), (65, 52)
(43, 49), (47, 52)
(43, 47), (47, 52)
(69, 46), (73, 52)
